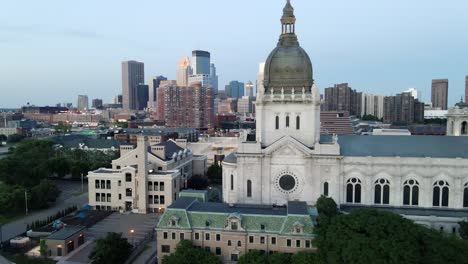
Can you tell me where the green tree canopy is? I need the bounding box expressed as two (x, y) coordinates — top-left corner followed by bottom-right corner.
(162, 240), (221, 264)
(187, 174), (209, 190)
(206, 164), (222, 183)
(238, 250), (268, 264)
(89, 232), (132, 264)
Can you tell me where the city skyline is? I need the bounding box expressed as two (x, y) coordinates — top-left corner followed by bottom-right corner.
(1, 0), (468, 108)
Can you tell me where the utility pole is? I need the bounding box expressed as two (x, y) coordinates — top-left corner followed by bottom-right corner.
(81, 173), (84, 193)
(25, 191), (28, 215)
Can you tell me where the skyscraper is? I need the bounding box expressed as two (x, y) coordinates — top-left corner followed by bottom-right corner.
(245, 81), (254, 97)
(431, 79), (448, 110)
(465, 76), (468, 103)
(176, 57), (192, 87)
(92, 98), (103, 109)
(122, 61), (144, 111)
(383, 92), (424, 124)
(210, 63), (219, 95)
(136, 84), (149, 110)
(77, 95), (89, 111)
(192, 50), (210, 75)
(148, 76), (167, 108)
(226, 81), (245, 98)
(324, 83), (360, 116)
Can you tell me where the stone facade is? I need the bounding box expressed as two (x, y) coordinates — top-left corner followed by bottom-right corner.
(446, 103), (468, 136)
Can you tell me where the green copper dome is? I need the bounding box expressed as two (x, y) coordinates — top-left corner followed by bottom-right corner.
(264, 0), (313, 93)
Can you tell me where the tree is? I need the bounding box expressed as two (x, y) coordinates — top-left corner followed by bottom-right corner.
(315, 196), (338, 229)
(162, 240), (221, 264)
(238, 250), (268, 264)
(291, 252), (321, 264)
(7, 134), (25, 143)
(89, 232), (132, 264)
(71, 161), (90, 179)
(0, 134), (7, 141)
(29, 179), (61, 209)
(268, 252), (291, 264)
(187, 174), (209, 190)
(206, 164), (222, 183)
(47, 157), (71, 178)
(39, 239), (48, 258)
(459, 221), (468, 240)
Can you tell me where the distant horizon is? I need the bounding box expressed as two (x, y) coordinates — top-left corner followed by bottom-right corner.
(1, 0), (468, 108)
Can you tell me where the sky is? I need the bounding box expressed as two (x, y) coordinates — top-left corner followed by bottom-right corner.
(0, 0), (468, 108)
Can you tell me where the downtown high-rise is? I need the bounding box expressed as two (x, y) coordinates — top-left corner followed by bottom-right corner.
(77, 95), (89, 111)
(431, 79), (448, 110)
(122, 60), (144, 111)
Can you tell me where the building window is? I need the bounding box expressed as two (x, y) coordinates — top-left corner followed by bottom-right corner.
(231, 222), (238, 230)
(148, 182), (152, 191)
(125, 173), (131, 182)
(260, 224), (265, 231)
(163, 232), (168, 239)
(171, 232), (176, 240)
(95, 193), (100, 202)
(205, 221), (210, 227)
(126, 188), (132, 197)
(205, 233), (210, 241)
(100, 180), (105, 189)
(161, 245), (170, 253)
(346, 178), (362, 203)
(403, 179), (419, 206)
(247, 180), (252, 198)
(237, 241), (241, 247)
(160, 182), (165, 191)
(106, 180), (111, 189)
(180, 233), (185, 240)
(260, 237), (265, 244)
(119, 194), (122, 200)
(106, 193), (111, 202)
(148, 195), (153, 204)
(118, 180), (121, 186)
(305, 240), (311, 248)
(230, 175), (234, 191)
(374, 179), (390, 205)
(463, 183), (468, 208)
(231, 254), (238, 261)
(95, 180), (100, 189)
(323, 182), (329, 196)
(296, 240), (301, 248)
(215, 247), (221, 255)
(286, 115), (290, 128)
(160, 195), (165, 204)
(216, 234), (221, 241)
(296, 115), (300, 130)
(286, 239), (291, 247)
(462, 121), (468, 135)
(433, 180), (450, 207)
(271, 237), (276, 245)
(275, 116), (279, 130)
(249, 236), (254, 243)
(195, 233), (200, 240)
(228, 240), (232, 246)
(101, 193), (106, 202)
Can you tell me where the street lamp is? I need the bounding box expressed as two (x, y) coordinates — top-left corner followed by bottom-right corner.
(130, 229), (135, 246)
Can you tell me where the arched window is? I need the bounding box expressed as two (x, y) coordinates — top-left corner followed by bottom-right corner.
(464, 183), (468, 208)
(346, 178), (362, 204)
(374, 179), (390, 205)
(296, 116), (300, 130)
(286, 116), (290, 128)
(403, 179), (419, 206)
(275, 116), (279, 130)
(230, 175), (234, 191)
(237, 241), (241, 247)
(247, 180), (252, 198)
(462, 121), (468, 135)
(433, 180), (449, 207)
(451, 121), (454, 134)
(323, 182), (329, 197)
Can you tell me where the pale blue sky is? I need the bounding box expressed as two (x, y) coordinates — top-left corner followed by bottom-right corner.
(1, 0), (467, 108)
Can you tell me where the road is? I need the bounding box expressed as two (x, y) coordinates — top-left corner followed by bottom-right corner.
(1, 181), (89, 243)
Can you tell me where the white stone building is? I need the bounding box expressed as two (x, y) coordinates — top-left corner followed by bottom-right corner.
(446, 102), (468, 136)
(222, 0), (468, 233)
(88, 137), (207, 213)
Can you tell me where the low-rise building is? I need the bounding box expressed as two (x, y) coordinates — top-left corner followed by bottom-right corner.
(156, 197), (316, 263)
(87, 136), (206, 213)
(43, 226), (85, 257)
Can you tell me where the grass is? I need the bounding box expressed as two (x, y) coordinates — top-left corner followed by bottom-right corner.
(5, 254), (57, 264)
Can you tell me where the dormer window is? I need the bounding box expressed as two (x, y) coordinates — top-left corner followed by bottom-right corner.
(293, 222), (304, 234)
(170, 216), (179, 227)
(205, 220), (211, 227)
(260, 224), (266, 231)
(231, 222), (238, 230)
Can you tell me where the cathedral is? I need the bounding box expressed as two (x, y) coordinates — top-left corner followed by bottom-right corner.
(222, 0), (468, 231)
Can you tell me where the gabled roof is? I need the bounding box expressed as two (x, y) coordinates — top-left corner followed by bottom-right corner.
(148, 140), (184, 161)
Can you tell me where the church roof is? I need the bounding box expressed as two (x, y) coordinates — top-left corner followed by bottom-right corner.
(223, 152), (237, 163)
(323, 135), (468, 159)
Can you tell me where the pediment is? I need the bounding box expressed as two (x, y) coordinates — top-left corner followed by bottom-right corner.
(263, 136), (313, 157)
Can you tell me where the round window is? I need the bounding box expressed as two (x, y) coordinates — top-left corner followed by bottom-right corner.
(279, 175), (296, 191)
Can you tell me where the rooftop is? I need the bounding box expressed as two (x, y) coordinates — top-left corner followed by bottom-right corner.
(47, 226), (85, 240)
(148, 140), (184, 161)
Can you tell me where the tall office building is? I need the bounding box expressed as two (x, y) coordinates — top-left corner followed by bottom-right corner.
(92, 98), (103, 109)
(176, 57), (192, 87)
(324, 83), (360, 116)
(245, 81), (254, 97)
(431, 79), (448, 110)
(122, 61), (145, 111)
(192, 50), (210, 75)
(136, 84), (149, 110)
(465, 76), (468, 103)
(210, 63), (219, 95)
(77, 95), (89, 111)
(157, 82), (214, 129)
(148, 76), (167, 109)
(225, 81), (245, 98)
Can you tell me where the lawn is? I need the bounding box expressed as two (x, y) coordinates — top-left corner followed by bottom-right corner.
(5, 254), (57, 264)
